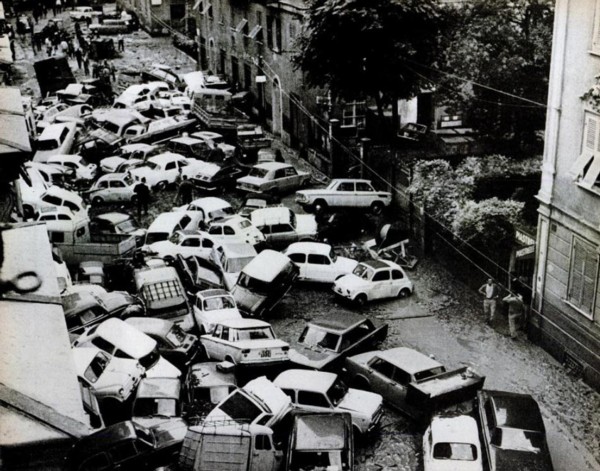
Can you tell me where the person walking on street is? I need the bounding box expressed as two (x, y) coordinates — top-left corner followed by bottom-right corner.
(134, 178), (151, 217)
(478, 278), (500, 324)
(503, 292), (524, 339)
(176, 175), (195, 205)
(75, 47), (82, 69)
(82, 54), (90, 76)
(55, 0), (62, 15)
(117, 33), (124, 52)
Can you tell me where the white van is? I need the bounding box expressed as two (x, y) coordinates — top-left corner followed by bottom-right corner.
(144, 212), (192, 246)
(33, 122), (79, 163)
(73, 318), (181, 378)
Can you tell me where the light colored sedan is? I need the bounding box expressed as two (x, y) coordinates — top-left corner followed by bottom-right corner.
(236, 162), (311, 195)
(423, 416), (483, 471)
(283, 242), (358, 283)
(192, 289), (242, 334)
(206, 215), (265, 247)
(85, 173), (137, 205)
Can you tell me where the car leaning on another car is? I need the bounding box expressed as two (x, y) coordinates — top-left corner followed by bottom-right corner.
(283, 242), (358, 283)
(84, 173), (138, 205)
(192, 288), (242, 334)
(251, 206), (318, 250)
(333, 259), (413, 306)
(90, 212), (147, 246)
(143, 230), (216, 260)
(206, 215), (265, 248)
(129, 152), (203, 190)
(46, 154), (98, 182)
(477, 390), (554, 471)
(236, 161), (311, 195)
(172, 197), (235, 231)
(423, 415), (483, 471)
(199, 318), (290, 367)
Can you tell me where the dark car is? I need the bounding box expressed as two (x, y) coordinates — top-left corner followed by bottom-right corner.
(125, 317), (199, 369)
(67, 420), (187, 471)
(78, 136), (121, 165)
(63, 290), (145, 339)
(478, 390), (554, 471)
(288, 313), (388, 371)
(190, 161), (247, 193)
(287, 413), (354, 471)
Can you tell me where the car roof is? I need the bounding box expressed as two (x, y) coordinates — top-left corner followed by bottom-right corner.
(192, 131), (222, 140)
(42, 185), (84, 204)
(215, 242), (257, 258)
(170, 136), (202, 145)
(93, 212), (130, 223)
(148, 152), (185, 163)
(486, 391), (545, 432)
(198, 288), (231, 299)
(97, 172), (128, 182)
(135, 265), (180, 285)
(308, 312), (369, 333)
(47, 154), (81, 163)
(294, 414), (348, 450)
(215, 318), (271, 329)
(72, 346), (104, 375)
(147, 211), (189, 229)
(91, 318), (156, 356)
(275, 369), (337, 393)
(373, 348), (442, 374)
(212, 215), (246, 226)
(190, 197), (231, 211)
(188, 362), (236, 388)
(251, 207), (292, 225)
(253, 161), (292, 171)
(38, 122), (74, 138)
(125, 317), (173, 337)
(361, 259), (395, 270)
(136, 377), (181, 399)
(242, 250), (291, 281)
(430, 416), (479, 444)
(331, 178), (373, 184)
(285, 242), (332, 256)
(121, 143), (155, 152)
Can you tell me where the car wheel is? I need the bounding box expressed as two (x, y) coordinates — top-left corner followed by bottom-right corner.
(154, 181), (167, 191)
(354, 293), (368, 307)
(92, 196), (104, 206)
(371, 201), (384, 215)
(131, 194), (138, 204)
(398, 287), (411, 298)
(314, 199), (328, 213)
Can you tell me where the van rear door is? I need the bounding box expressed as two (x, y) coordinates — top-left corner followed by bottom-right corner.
(196, 433), (250, 470)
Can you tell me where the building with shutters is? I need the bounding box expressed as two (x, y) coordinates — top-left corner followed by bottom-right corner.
(532, 0), (600, 390)
(118, 0), (188, 34)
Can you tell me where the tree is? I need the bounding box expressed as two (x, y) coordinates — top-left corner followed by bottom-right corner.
(436, 0), (554, 154)
(295, 0), (445, 134)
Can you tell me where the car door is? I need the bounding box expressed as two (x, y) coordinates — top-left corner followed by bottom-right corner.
(366, 357), (407, 405)
(370, 270), (391, 299)
(282, 166), (299, 192)
(203, 324), (226, 360)
(355, 181), (376, 207)
(306, 254), (332, 283)
(296, 390), (333, 414)
(109, 179), (127, 202)
(335, 181), (355, 207)
(271, 223), (296, 248)
(391, 269), (409, 296)
(180, 235), (203, 257)
(164, 160), (178, 183)
(287, 252), (307, 280)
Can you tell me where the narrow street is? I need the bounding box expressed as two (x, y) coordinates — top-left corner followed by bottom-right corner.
(5, 9), (600, 471)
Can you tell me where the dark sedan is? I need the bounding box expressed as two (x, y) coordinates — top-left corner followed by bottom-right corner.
(288, 313), (388, 371)
(478, 390), (554, 471)
(191, 162), (247, 193)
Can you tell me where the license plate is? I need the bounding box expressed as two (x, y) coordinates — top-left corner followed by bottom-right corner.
(259, 350), (271, 358)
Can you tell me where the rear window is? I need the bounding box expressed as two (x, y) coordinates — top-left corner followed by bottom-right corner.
(143, 280), (183, 302)
(146, 232), (169, 245)
(433, 442), (477, 461)
(219, 391), (264, 425)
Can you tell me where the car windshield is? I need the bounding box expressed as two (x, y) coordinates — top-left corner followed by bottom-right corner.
(236, 272), (270, 294)
(232, 326), (274, 341)
(203, 295), (235, 311)
(248, 167), (269, 178)
(497, 428), (544, 452)
(298, 326), (340, 352)
(116, 219), (137, 233)
(352, 264), (374, 281)
(166, 324), (186, 346)
(102, 121), (120, 134)
(169, 232), (184, 244)
(134, 398), (178, 417)
(433, 442), (477, 461)
(219, 390), (264, 425)
(326, 378), (348, 406)
(238, 219), (251, 229)
(83, 352), (110, 383)
(144, 161), (159, 170)
(245, 198), (267, 209)
(225, 256), (254, 273)
(139, 347), (160, 369)
(146, 232), (169, 245)
(37, 138), (59, 151)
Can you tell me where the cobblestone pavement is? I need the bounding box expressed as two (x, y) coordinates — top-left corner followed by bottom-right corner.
(9, 13), (600, 470)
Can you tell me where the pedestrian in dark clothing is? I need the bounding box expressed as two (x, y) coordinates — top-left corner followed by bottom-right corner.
(75, 47), (82, 69)
(109, 61), (116, 82)
(83, 55), (90, 76)
(117, 34), (124, 52)
(134, 178), (151, 217)
(176, 175), (195, 205)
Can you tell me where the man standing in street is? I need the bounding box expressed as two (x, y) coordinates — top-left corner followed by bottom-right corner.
(503, 292), (524, 339)
(478, 278), (500, 324)
(176, 175), (195, 205)
(117, 33), (125, 52)
(134, 177), (150, 217)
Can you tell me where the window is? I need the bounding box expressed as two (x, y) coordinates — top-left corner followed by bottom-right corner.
(182, 237), (201, 247)
(43, 195), (62, 206)
(248, 24), (262, 40)
(289, 253), (306, 263)
(391, 270), (404, 280)
(235, 18), (248, 34)
(337, 182), (354, 192)
(356, 182), (374, 192)
(272, 224), (293, 234)
(570, 112), (600, 192)
(110, 180), (125, 188)
(284, 167), (297, 177)
(208, 226), (223, 235)
(40, 214), (56, 221)
(372, 270), (390, 281)
(298, 391), (330, 408)
(342, 102), (366, 129)
(224, 226), (235, 235)
(76, 226), (86, 238)
(165, 162), (177, 170)
(92, 337), (114, 353)
(65, 201), (80, 212)
(567, 236), (598, 318)
(202, 239), (214, 248)
(266, 15), (274, 49)
(49, 231), (65, 243)
(255, 435), (272, 450)
(308, 254), (330, 265)
(221, 326), (229, 340)
(274, 169), (286, 179)
(97, 180), (109, 189)
(370, 357), (394, 379)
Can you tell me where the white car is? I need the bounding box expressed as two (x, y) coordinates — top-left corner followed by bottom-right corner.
(283, 242), (358, 283)
(206, 215), (265, 248)
(192, 289), (242, 334)
(129, 152), (202, 190)
(85, 173), (137, 205)
(423, 416), (483, 471)
(236, 162), (311, 195)
(99, 143), (158, 173)
(47, 154), (98, 181)
(172, 197), (235, 230)
(99, 156), (144, 174)
(190, 130), (236, 158)
(273, 369), (383, 435)
(200, 318), (289, 366)
(73, 347), (145, 404)
(296, 178), (393, 214)
(144, 230), (216, 260)
(333, 259), (413, 306)
(24, 185), (88, 218)
(251, 206), (318, 250)
(69, 6), (98, 20)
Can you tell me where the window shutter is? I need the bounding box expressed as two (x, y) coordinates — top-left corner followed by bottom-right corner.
(585, 115), (597, 151)
(568, 238), (598, 317)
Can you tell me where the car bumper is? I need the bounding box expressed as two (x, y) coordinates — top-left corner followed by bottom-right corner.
(367, 405), (384, 432)
(333, 285), (354, 301)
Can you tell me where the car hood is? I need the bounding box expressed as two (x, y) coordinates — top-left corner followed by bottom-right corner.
(337, 388), (382, 417)
(145, 240), (175, 255)
(145, 356), (181, 379)
(493, 448), (553, 471)
(100, 156), (125, 169)
(237, 176), (266, 186)
(288, 342), (334, 369)
(335, 256), (359, 272)
(193, 307), (241, 330)
(334, 274), (369, 291)
(296, 215), (318, 236)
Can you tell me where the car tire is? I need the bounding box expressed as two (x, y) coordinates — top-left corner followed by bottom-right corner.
(154, 181), (167, 191)
(354, 293), (368, 307)
(398, 287), (411, 298)
(371, 201), (384, 215)
(92, 196), (104, 206)
(314, 199), (328, 213)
